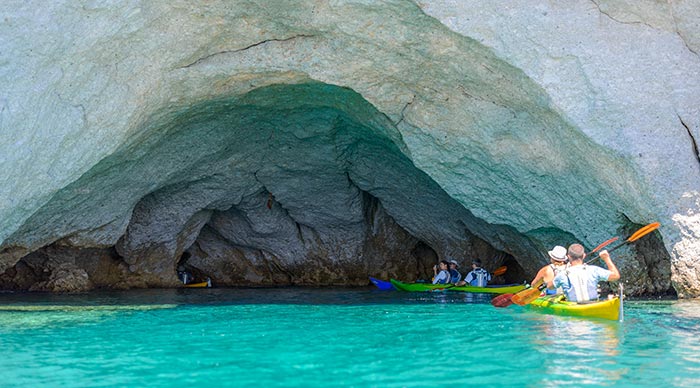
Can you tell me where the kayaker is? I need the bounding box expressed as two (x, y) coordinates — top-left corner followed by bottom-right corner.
(531, 245), (568, 295)
(462, 259), (491, 287)
(448, 260), (462, 283)
(177, 265), (194, 285)
(432, 260), (451, 284)
(547, 244), (620, 302)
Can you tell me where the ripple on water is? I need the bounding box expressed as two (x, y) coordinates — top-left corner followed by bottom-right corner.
(0, 304), (178, 329)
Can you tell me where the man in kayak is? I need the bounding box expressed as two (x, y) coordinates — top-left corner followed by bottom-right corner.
(448, 260), (462, 284)
(177, 265), (194, 285)
(461, 259), (491, 287)
(531, 245), (568, 295)
(548, 244), (620, 302)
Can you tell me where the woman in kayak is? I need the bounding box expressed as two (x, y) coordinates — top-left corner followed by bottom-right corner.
(432, 260), (451, 284)
(531, 245), (568, 295)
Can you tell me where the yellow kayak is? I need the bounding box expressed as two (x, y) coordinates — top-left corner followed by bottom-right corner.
(526, 295), (621, 321)
(183, 279), (211, 288)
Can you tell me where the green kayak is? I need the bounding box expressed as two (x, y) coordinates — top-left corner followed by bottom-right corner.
(390, 279), (526, 294)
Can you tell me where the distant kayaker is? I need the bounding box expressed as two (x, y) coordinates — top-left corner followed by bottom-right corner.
(177, 265), (194, 285)
(462, 259), (491, 287)
(531, 245), (568, 295)
(432, 260), (451, 284)
(547, 244), (620, 302)
(448, 260), (462, 283)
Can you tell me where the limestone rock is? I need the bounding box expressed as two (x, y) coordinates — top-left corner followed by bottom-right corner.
(0, 1), (697, 295)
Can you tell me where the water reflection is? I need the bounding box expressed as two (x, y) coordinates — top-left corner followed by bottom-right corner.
(526, 314), (624, 386)
(670, 300), (700, 386)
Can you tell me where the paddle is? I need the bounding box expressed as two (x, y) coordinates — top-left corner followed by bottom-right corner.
(584, 222), (660, 264)
(509, 222), (660, 307)
(511, 278), (545, 305)
(492, 266), (507, 277)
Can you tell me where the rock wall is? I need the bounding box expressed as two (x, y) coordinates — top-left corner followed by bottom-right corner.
(0, 1), (698, 295)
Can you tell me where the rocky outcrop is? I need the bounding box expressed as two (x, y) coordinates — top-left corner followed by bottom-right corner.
(0, 1), (697, 295)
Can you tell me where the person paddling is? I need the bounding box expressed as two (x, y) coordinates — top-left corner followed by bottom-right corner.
(462, 259), (491, 287)
(448, 260), (462, 284)
(531, 245), (568, 296)
(547, 244), (620, 302)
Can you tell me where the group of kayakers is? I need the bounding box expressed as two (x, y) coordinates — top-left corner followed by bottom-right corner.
(432, 259), (492, 287)
(430, 243), (620, 303)
(532, 244), (620, 303)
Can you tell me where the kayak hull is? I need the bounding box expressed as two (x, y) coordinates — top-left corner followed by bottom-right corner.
(449, 284), (526, 294)
(526, 295), (621, 321)
(183, 281), (210, 288)
(390, 279), (526, 294)
(369, 277), (395, 290)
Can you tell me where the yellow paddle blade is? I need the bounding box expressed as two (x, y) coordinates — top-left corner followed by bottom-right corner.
(511, 278), (544, 306)
(512, 287), (543, 306)
(628, 222), (660, 242)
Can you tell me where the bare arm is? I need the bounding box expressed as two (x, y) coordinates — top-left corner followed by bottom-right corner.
(531, 266), (547, 286)
(546, 277), (555, 290)
(600, 250), (620, 281)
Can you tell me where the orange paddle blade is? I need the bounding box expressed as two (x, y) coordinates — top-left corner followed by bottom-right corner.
(628, 222), (660, 242)
(492, 266), (507, 276)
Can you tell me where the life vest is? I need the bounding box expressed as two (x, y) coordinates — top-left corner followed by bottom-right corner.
(433, 269), (451, 284)
(547, 263), (567, 295)
(468, 268), (490, 287)
(449, 269), (462, 283)
(563, 265), (596, 302)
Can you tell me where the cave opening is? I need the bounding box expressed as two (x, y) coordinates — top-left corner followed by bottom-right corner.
(0, 82), (533, 291)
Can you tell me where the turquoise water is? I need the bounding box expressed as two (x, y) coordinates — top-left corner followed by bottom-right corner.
(1, 289), (699, 387)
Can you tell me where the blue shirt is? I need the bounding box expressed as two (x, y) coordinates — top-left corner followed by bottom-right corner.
(553, 265), (612, 302)
(449, 269), (462, 283)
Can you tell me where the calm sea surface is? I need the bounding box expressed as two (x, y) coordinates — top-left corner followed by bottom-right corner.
(1, 288), (699, 387)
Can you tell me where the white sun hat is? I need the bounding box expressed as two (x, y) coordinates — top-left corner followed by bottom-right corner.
(548, 245), (567, 262)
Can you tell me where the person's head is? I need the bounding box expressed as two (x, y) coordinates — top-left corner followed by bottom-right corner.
(548, 245), (568, 264)
(567, 243), (586, 262)
(439, 260), (449, 270)
(472, 259), (482, 269)
(449, 260), (460, 270)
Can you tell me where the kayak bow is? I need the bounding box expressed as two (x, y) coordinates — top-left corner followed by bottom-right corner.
(369, 277), (395, 290)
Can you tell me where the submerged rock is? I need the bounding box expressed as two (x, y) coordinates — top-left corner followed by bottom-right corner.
(0, 1), (697, 295)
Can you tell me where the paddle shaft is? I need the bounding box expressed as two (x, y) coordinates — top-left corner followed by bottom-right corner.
(585, 235), (642, 264)
(585, 222), (659, 264)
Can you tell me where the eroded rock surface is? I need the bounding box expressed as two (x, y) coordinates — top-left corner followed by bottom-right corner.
(0, 1), (697, 295)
